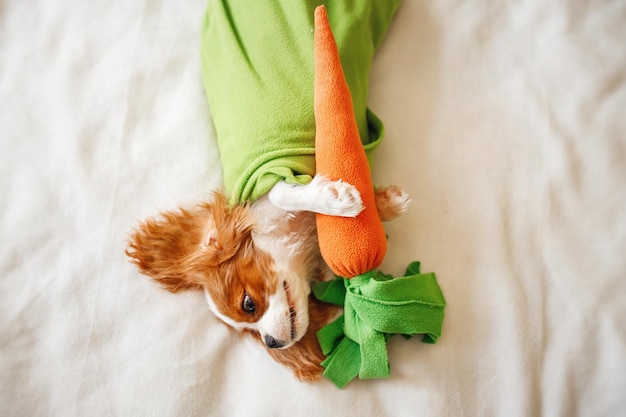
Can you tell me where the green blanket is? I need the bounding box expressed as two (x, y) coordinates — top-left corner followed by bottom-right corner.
(200, 0), (401, 203)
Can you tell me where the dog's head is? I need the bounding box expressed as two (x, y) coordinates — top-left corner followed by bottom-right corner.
(126, 192), (315, 349)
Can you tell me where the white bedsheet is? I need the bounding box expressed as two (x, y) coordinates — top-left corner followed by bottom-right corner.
(2, 0), (625, 416)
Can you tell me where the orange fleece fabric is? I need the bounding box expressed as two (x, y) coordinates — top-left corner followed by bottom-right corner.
(314, 6), (387, 278)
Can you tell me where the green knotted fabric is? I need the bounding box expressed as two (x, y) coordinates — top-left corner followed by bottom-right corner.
(313, 262), (446, 388)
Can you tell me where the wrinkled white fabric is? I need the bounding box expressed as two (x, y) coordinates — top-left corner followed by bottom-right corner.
(1, 0), (625, 416)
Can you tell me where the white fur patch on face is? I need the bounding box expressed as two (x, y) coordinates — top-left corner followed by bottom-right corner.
(252, 233), (312, 347)
(256, 289), (295, 345)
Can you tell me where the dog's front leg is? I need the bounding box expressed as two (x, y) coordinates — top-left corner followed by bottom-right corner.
(269, 175), (364, 217)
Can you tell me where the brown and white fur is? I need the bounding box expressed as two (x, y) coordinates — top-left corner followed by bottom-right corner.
(127, 175), (410, 381)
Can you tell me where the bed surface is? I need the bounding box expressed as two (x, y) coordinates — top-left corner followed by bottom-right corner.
(2, 0), (625, 416)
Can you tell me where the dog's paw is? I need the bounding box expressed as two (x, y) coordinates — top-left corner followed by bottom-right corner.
(268, 176), (364, 216)
(375, 185), (411, 221)
(317, 177), (364, 217)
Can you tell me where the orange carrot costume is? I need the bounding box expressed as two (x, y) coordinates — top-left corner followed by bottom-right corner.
(312, 6), (446, 388)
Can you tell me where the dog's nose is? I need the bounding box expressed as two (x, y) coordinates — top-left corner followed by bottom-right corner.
(264, 335), (286, 349)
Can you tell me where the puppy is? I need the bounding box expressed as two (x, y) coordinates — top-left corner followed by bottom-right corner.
(127, 179), (409, 380)
(127, 0), (404, 381)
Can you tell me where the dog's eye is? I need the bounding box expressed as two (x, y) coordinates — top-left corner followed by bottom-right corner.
(242, 294), (256, 314)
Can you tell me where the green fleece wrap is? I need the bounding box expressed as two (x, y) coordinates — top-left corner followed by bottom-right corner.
(200, 0), (401, 203)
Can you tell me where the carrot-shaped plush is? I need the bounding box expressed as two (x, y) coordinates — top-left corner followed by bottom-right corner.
(312, 6), (446, 388)
(313, 6), (387, 278)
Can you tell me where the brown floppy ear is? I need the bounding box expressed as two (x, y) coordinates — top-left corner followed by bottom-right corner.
(126, 192), (230, 292)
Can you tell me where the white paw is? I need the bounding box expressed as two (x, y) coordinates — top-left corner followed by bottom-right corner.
(268, 177), (364, 216)
(375, 185), (411, 221)
(313, 176), (364, 217)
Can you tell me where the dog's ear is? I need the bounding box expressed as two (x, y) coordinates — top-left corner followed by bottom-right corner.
(196, 192), (255, 266)
(126, 191), (256, 292)
(126, 192), (231, 292)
